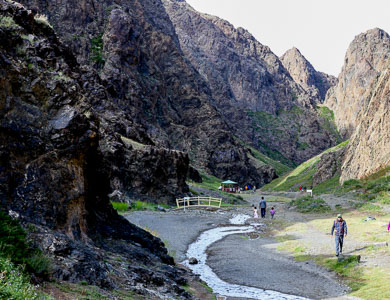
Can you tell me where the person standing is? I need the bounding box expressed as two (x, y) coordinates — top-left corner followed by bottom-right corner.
(259, 197), (267, 218)
(331, 214), (347, 256)
(270, 207), (275, 219)
(253, 206), (259, 218)
(387, 220), (390, 232)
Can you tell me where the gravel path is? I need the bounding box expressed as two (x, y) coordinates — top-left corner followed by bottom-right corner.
(125, 194), (353, 300)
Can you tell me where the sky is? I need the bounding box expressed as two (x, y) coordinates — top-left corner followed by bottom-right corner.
(185, 0), (390, 76)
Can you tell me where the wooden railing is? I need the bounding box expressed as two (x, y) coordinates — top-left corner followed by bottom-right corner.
(176, 196), (222, 209)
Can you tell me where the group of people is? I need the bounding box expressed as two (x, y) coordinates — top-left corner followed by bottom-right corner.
(253, 197), (275, 219)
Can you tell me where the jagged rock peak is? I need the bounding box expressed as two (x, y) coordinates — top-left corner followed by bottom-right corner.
(281, 47), (337, 101)
(324, 27), (390, 138)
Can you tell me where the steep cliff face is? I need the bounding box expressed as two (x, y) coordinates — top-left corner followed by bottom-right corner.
(324, 28), (390, 138)
(163, 0), (339, 165)
(281, 47), (337, 101)
(19, 0), (269, 185)
(340, 67), (390, 182)
(0, 2), (193, 297)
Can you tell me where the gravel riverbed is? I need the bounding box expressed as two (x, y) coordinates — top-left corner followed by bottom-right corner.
(126, 201), (351, 300)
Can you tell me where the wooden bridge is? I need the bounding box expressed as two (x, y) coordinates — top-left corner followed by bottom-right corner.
(176, 196), (222, 209)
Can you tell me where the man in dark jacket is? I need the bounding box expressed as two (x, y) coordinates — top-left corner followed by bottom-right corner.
(259, 197), (267, 218)
(331, 214), (347, 256)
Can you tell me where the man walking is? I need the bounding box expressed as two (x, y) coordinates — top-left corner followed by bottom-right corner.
(259, 197), (267, 218)
(331, 214), (347, 256)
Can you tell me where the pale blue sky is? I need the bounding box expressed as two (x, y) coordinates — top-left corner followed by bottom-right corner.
(185, 0), (390, 76)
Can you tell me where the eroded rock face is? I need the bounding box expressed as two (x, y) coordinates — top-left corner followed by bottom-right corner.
(0, 2), (192, 297)
(18, 0), (269, 186)
(340, 68), (390, 182)
(281, 47), (337, 101)
(313, 148), (345, 186)
(324, 28), (390, 138)
(162, 0), (340, 165)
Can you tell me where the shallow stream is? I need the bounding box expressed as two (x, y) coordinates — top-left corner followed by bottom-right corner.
(183, 214), (310, 300)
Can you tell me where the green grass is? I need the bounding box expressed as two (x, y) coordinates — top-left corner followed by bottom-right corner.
(290, 195), (331, 213)
(263, 140), (349, 192)
(189, 171), (222, 191)
(312, 173), (341, 194)
(247, 144), (291, 176)
(111, 200), (171, 212)
(55, 282), (106, 299)
(0, 258), (51, 300)
(317, 105), (342, 143)
(130, 201), (170, 211)
(297, 255), (363, 292)
(110, 201), (129, 212)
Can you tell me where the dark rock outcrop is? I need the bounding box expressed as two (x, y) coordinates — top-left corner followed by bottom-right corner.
(19, 0), (269, 185)
(281, 47), (337, 101)
(0, 2), (192, 298)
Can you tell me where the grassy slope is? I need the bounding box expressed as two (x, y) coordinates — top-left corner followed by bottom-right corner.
(262, 140), (349, 192)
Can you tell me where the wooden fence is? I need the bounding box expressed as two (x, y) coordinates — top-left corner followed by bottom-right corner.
(176, 196), (222, 209)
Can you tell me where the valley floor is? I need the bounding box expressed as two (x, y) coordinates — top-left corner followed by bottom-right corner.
(125, 191), (390, 300)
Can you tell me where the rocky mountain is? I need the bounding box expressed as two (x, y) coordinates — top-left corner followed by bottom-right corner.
(281, 47), (337, 101)
(340, 59), (390, 182)
(0, 1), (195, 297)
(18, 0), (271, 187)
(324, 28), (390, 138)
(162, 0), (340, 166)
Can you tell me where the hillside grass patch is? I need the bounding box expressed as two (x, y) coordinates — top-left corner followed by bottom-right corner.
(290, 195), (331, 213)
(263, 140), (349, 192)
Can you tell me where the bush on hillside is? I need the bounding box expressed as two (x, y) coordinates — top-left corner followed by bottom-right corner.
(290, 195), (331, 213)
(0, 210), (50, 278)
(0, 258), (47, 300)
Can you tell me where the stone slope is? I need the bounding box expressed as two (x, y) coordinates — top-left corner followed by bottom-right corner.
(340, 66), (390, 182)
(19, 0), (270, 186)
(0, 2), (193, 297)
(281, 47), (337, 101)
(324, 28), (390, 138)
(162, 0), (340, 165)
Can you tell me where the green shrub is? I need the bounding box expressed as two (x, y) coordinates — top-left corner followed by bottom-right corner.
(0, 210), (50, 277)
(290, 195), (331, 213)
(90, 34), (105, 67)
(0, 258), (50, 299)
